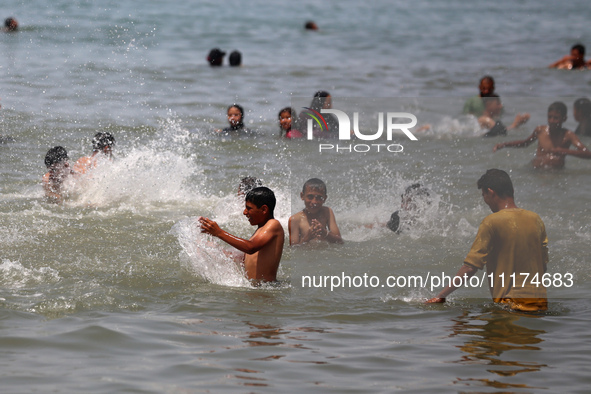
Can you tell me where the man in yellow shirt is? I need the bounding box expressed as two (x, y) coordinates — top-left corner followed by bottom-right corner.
(427, 169), (549, 312)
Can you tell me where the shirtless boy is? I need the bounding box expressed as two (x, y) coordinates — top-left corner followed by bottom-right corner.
(199, 187), (284, 283)
(493, 101), (591, 169)
(549, 44), (587, 70)
(289, 178), (343, 245)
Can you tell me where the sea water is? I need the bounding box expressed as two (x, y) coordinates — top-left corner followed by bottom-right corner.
(1, 0), (591, 392)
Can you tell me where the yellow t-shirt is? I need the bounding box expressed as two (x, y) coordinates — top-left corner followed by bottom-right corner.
(464, 208), (548, 311)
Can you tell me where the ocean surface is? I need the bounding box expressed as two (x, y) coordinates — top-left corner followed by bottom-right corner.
(1, 0), (591, 392)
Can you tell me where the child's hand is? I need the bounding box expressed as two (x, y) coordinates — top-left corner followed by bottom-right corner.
(310, 219), (327, 240)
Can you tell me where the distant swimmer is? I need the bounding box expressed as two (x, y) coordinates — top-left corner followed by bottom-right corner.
(43, 146), (73, 203)
(297, 91), (339, 137)
(73, 132), (115, 174)
(426, 169), (549, 312)
(493, 101), (591, 169)
(4, 17), (18, 32)
(478, 95), (530, 137)
(218, 104), (252, 134)
(573, 98), (591, 137)
(289, 178), (343, 245)
(199, 187), (284, 283)
(463, 75), (496, 117)
(229, 50), (242, 67)
(549, 43), (587, 70)
(278, 107), (303, 139)
(304, 21), (318, 31)
(207, 48), (225, 67)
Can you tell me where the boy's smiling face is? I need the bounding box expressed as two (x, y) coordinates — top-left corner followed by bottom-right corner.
(301, 186), (326, 214)
(547, 109), (566, 130)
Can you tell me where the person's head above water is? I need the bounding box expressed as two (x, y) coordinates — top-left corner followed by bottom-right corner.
(478, 76), (495, 97)
(92, 132), (115, 153)
(477, 169), (514, 198)
(245, 186), (276, 216)
(309, 91), (332, 112)
(207, 48), (225, 66)
(44, 146), (69, 168)
(574, 98), (591, 121)
(4, 17), (18, 32)
(229, 50), (242, 66)
(302, 178), (327, 195)
(227, 104), (245, 129)
(304, 21), (318, 31)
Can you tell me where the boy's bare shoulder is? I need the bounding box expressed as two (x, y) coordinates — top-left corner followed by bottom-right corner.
(289, 210), (306, 222)
(265, 218), (285, 233)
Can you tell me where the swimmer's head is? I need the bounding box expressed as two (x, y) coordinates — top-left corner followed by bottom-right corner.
(477, 169), (514, 198)
(478, 76), (495, 97)
(44, 146), (69, 168)
(238, 176), (263, 196)
(245, 186), (276, 215)
(227, 104), (244, 128)
(571, 43), (585, 58)
(278, 107), (295, 132)
(207, 48), (225, 66)
(401, 183), (431, 211)
(92, 132), (115, 153)
(310, 91), (332, 112)
(302, 178), (327, 195)
(305, 21), (318, 31)
(4, 17), (18, 31)
(547, 102), (567, 127)
(229, 50), (241, 66)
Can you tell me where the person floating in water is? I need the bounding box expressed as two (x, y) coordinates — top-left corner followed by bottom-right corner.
(573, 97), (591, 137)
(229, 50), (242, 67)
(43, 146), (73, 203)
(289, 178), (343, 245)
(207, 48), (225, 66)
(478, 95), (530, 137)
(219, 104), (251, 134)
(278, 107), (303, 139)
(427, 169), (549, 312)
(549, 43), (587, 70)
(463, 75), (496, 117)
(4, 17), (18, 32)
(199, 187), (284, 283)
(73, 132), (115, 174)
(493, 101), (591, 169)
(304, 21), (318, 31)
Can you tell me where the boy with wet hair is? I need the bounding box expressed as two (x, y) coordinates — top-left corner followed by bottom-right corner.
(43, 146), (73, 203)
(199, 187), (284, 283)
(289, 178), (343, 245)
(494, 101), (591, 169)
(73, 132), (115, 174)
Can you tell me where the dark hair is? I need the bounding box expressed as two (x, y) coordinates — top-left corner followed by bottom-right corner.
(305, 21), (318, 30)
(574, 98), (591, 119)
(92, 132), (115, 151)
(246, 186), (276, 214)
(572, 43), (586, 56)
(302, 178), (327, 194)
(207, 48), (225, 66)
(229, 51), (241, 66)
(278, 106), (294, 119)
(45, 146), (69, 168)
(227, 104), (245, 130)
(477, 169), (514, 198)
(309, 91), (331, 112)
(480, 75), (495, 85)
(5, 17), (18, 31)
(548, 101), (567, 118)
(239, 176), (263, 195)
(402, 183), (431, 200)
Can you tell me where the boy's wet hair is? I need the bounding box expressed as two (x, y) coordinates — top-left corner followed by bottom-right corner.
(574, 98), (591, 119)
(246, 187), (276, 214)
(45, 146), (69, 168)
(278, 106), (296, 119)
(92, 132), (115, 151)
(302, 178), (327, 194)
(239, 176), (263, 195)
(477, 169), (514, 198)
(229, 51), (241, 66)
(548, 101), (567, 118)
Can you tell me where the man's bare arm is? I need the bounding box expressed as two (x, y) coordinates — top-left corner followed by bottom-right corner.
(425, 264), (478, 303)
(551, 133), (591, 159)
(199, 216), (280, 254)
(493, 128), (539, 152)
